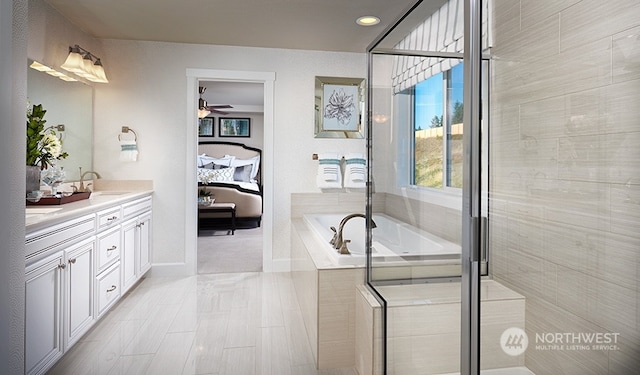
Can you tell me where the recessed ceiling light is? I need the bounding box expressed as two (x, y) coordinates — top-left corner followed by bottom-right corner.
(356, 16), (380, 26)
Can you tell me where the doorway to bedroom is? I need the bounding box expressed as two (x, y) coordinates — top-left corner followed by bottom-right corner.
(196, 80), (266, 274)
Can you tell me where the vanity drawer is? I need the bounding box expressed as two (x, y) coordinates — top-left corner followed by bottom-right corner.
(96, 227), (120, 273)
(95, 262), (120, 318)
(122, 197), (152, 219)
(97, 207), (121, 231)
(26, 214), (95, 263)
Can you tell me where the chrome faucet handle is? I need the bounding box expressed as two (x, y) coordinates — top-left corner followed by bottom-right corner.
(338, 239), (351, 255)
(329, 226), (337, 246)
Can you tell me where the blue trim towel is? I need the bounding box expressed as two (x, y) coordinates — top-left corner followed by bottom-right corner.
(344, 153), (366, 188)
(316, 152), (342, 188)
(119, 140), (138, 161)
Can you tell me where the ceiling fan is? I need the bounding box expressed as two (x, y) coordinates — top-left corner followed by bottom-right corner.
(198, 87), (233, 116)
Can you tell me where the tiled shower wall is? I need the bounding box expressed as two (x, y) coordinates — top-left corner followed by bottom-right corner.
(489, 1), (640, 373)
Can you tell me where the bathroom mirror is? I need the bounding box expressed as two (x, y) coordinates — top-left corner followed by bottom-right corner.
(314, 76), (365, 139)
(27, 60), (93, 181)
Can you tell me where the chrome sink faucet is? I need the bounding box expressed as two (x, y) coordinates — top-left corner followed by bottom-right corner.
(332, 213), (377, 254)
(78, 167), (102, 192)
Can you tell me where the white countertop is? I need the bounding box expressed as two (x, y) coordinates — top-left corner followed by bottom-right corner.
(26, 190), (153, 233)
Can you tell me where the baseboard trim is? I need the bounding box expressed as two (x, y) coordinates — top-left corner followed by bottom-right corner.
(148, 263), (195, 277)
(148, 260), (290, 276)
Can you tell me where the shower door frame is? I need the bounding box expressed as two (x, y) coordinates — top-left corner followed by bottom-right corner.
(365, 0), (484, 374)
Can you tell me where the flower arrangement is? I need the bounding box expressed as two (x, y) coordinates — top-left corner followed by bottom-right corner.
(26, 103), (68, 170)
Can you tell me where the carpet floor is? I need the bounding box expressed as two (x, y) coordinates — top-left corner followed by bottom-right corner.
(197, 227), (263, 274)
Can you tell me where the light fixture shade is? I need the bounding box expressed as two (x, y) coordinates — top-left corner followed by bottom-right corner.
(80, 53), (98, 80)
(61, 45), (109, 83)
(92, 59), (109, 83)
(60, 46), (84, 73)
(198, 109), (211, 119)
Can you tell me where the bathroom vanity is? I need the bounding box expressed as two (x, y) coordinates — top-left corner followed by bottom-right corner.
(24, 190), (153, 375)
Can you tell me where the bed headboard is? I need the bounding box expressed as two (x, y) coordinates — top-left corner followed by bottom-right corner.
(198, 141), (262, 184)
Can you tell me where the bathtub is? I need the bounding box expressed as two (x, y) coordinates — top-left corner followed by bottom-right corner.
(303, 213), (461, 266)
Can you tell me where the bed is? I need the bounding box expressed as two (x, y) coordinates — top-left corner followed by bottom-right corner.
(197, 141), (262, 228)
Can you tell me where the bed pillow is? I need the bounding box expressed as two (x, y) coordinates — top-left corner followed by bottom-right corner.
(227, 155), (260, 180)
(233, 165), (253, 182)
(198, 154), (235, 168)
(198, 166), (236, 183)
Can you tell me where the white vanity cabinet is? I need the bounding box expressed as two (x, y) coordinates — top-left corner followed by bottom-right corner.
(121, 197), (152, 294)
(24, 252), (63, 375)
(62, 237), (95, 348)
(25, 215), (96, 375)
(25, 191), (152, 375)
(94, 206), (123, 319)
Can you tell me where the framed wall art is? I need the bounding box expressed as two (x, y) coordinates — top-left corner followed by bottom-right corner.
(314, 76), (365, 139)
(219, 117), (251, 137)
(198, 117), (214, 137)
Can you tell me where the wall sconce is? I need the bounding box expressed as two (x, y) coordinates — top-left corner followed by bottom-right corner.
(373, 113), (389, 123)
(61, 45), (109, 83)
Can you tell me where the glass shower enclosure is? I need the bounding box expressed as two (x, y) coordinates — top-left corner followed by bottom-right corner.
(365, 0), (639, 374)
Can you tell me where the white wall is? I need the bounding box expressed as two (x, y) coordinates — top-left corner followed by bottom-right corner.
(1, 0), (27, 372)
(93, 39), (366, 269)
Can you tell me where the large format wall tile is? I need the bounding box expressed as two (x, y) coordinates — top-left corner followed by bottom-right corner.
(491, 1), (639, 373)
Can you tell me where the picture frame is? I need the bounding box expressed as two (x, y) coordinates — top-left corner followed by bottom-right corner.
(198, 117), (214, 137)
(315, 76), (365, 139)
(219, 117), (251, 137)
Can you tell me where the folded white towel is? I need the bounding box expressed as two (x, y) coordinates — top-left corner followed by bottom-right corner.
(119, 140), (138, 162)
(344, 153), (366, 188)
(316, 153), (342, 188)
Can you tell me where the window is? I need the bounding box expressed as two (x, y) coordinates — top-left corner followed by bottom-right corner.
(412, 63), (464, 189)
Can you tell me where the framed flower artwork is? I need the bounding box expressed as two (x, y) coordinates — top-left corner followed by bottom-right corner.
(314, 76), (365, 139)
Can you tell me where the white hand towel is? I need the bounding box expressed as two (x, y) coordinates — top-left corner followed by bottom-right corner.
(316, 153), (342, 188)
(344, 153), (366, 188)
(119, 140), (138, 161)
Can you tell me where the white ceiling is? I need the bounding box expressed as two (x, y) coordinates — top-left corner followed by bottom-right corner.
(44, 0), (418, 110)
(44, 0), (417, 53)
(200, 81), (264, 113)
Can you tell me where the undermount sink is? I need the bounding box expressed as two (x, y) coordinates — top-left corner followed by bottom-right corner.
(92, 191), (129, 196)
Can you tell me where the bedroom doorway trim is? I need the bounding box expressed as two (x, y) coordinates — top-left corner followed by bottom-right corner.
(186, 68), (276, 274)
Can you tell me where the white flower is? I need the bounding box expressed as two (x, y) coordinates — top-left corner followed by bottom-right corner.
(41, 131), (63, 158)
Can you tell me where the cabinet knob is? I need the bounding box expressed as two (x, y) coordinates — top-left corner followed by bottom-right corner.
(58, 263), (66, 269)
(68, 258), (76, 264)
(107, 216), (118, 223)
(107, 246), (117, 252)
(106, 285), (117, 293)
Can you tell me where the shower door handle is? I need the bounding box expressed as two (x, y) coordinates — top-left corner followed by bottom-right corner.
(470, 217), (481, 262)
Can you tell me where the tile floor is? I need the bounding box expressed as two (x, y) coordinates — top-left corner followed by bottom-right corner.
(48, 272), (358, 375)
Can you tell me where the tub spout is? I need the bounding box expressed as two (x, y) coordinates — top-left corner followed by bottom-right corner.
(333, 213), (377, 251)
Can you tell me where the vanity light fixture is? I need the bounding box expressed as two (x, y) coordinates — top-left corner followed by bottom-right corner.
(60, 45), (109, 83)
(29, 61), (77, 82)
(356, 16), (380, 26)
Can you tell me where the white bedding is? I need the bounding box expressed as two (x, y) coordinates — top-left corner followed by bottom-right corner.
(197, 168), (260, 192)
